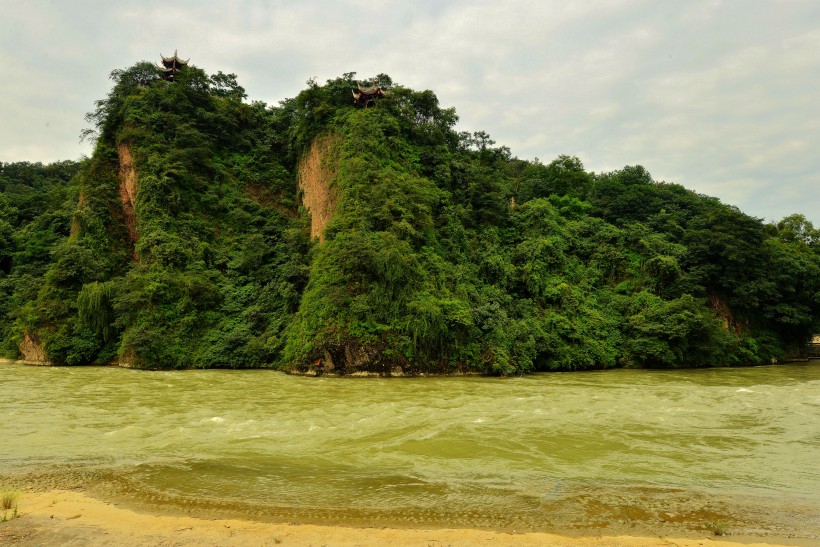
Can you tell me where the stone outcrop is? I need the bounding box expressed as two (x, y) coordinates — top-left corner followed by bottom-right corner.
(19, 331), (49, 363)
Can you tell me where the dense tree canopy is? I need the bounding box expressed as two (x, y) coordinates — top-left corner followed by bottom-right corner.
(1, 62), (817, 372)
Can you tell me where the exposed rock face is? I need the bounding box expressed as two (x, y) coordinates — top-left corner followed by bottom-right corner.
(289, 337), (419, 377)
(297, 135), (340, 243)
(708, 293), (739, 333)
(19, 331), (48, 363)
(117, 142), (139, 248)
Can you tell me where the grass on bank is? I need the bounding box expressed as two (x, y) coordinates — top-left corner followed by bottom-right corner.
(1, 490), (19, 522)
(705, 519), (729, 536)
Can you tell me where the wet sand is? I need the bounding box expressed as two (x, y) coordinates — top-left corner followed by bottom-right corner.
(0, 489), (804, 546)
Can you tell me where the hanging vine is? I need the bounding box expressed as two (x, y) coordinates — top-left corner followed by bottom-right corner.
(77, 281), (117, 342)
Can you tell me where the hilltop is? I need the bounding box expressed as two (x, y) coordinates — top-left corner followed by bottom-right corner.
(1, 61), (818, 373)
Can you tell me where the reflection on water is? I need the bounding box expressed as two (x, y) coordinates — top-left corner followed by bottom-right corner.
(2, 363), (819, 538)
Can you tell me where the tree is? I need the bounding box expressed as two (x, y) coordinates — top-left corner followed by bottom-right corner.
(773, 214), (819, 247)
(208, 71), (247, 101)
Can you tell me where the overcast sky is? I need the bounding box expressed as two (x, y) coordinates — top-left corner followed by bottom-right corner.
(1, 0), (818, 224)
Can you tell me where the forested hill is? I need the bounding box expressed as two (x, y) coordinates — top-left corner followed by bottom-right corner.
(1, 62), (818, 373)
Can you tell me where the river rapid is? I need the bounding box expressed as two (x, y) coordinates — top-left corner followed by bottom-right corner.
(1, 363), (819, 539)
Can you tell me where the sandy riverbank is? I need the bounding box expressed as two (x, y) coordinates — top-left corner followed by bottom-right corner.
(0, 489), (803, 546)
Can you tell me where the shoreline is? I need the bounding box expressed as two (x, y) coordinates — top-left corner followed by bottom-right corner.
(0, 489), (805, 546)
(2, 357), (818, 375)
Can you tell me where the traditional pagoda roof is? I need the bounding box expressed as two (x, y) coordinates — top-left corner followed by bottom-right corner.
(160, 50), (189, 68)
(352, 82), (385, 107)
(158, 50), (189, 81)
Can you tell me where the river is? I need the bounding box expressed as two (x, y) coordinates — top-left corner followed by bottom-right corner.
(1, 363), (819, 539)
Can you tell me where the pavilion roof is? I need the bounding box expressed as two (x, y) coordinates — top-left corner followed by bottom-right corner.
(160, 50), (189, 68)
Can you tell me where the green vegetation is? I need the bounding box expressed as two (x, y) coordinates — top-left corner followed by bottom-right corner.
(1, 490), (18, 510)
(1, 489), (19, 522)
(705, 520), (729, 536)
(1, 62), (818, 373)
(1, 160), (80, 358)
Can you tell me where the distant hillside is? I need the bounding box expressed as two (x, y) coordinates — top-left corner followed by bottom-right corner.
(1, 62), (818, 373)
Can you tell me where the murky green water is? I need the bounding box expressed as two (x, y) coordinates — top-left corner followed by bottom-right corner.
(2, 363), (819, 537)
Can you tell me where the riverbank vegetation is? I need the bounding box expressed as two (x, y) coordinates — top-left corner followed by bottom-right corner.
(1, 489), (19, 522)
(1, 61), (818, 373)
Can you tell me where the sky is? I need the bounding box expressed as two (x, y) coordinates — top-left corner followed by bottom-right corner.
(1, 0), (818, 224)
